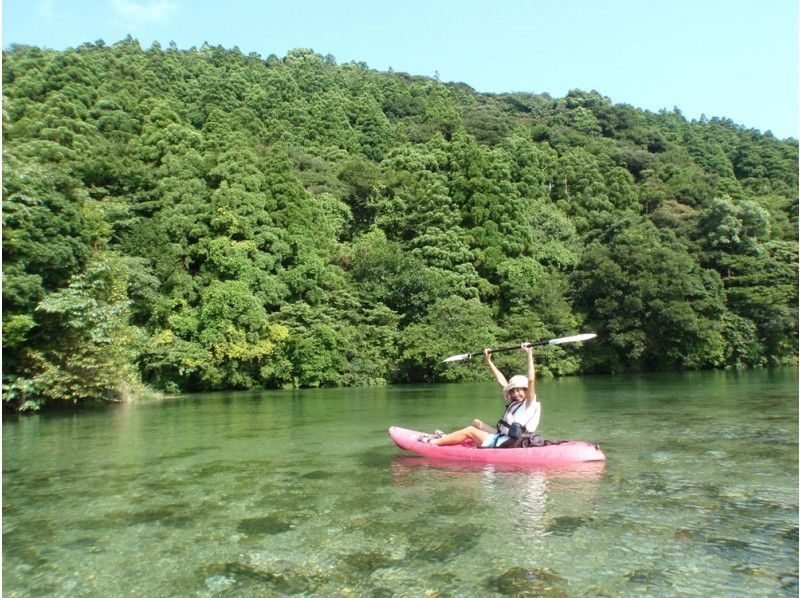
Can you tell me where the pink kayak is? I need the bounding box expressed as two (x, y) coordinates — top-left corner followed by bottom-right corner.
(388, 426), (606, 466)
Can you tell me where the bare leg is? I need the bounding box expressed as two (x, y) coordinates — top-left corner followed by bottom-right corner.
(471, 419), (495, 433)
(430, 425), (491, 446)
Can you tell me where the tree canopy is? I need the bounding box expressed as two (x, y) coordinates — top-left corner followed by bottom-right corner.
(3, 40), (797, 410)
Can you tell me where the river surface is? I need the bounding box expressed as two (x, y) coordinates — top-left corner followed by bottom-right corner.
(3, 369), (798, 596)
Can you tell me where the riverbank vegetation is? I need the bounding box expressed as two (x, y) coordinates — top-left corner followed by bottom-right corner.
(3, 39), (797, 410)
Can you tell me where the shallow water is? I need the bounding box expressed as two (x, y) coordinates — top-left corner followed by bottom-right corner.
(3, 369), (798, 596)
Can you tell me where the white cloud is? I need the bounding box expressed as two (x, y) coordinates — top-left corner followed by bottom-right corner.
(110, 0), (179, 23)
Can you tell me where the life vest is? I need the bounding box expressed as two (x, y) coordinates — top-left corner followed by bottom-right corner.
(496, 399), (540, 437)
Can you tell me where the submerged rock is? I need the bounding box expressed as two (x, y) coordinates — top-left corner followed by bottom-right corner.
(199, 560), (314, 594)
(779, 572), (798, 593)
(673, 527), (699, 541)
(236, 512), (309, 536)
(486, 566), (567, 596)
(545, 515), (591, 536)
(779, 526), (798, 549)
(300, 469), (332, 480)
(200, 552), (330, 595)
(405, 523), (481, 563)
(626, 567), (672, 588)
(705, 536), (751, 558)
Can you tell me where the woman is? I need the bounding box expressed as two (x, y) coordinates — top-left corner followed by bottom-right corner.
(423, 342), (540, 448)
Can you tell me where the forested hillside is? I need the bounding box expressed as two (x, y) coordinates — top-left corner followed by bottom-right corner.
(3, 39), (798, 410)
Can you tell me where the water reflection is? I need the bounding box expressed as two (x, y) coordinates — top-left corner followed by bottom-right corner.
(388, 452), (607, 571)
(390, 455), (606, 480)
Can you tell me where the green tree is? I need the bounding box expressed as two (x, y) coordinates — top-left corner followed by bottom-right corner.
(574, 220), (728, 371)
(398, 296), (501, 382)
(2, 41), (797, 405)
(349, 228), (449, 322)
(698, 196), (771, 255)
(4, 254), (149, 410)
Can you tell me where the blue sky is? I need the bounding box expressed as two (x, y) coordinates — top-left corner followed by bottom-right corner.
(4, 0), (798, 139)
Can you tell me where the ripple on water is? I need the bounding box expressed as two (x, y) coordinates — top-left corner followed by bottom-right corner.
(3, 369), (796, 597)
(719, 495), (797, 520)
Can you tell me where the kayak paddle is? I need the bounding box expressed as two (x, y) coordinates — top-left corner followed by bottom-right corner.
(442, 333), (597, 363)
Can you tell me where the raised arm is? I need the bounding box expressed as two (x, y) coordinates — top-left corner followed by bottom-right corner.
(484, 348), (508, 387)
(522, 343), (536, 405)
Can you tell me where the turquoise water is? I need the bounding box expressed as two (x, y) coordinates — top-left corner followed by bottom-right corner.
(3, 370), (798, 596)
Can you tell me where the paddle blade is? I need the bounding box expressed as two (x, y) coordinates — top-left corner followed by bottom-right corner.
(547, 333), (597, 345)
(442, 352), (473, 363)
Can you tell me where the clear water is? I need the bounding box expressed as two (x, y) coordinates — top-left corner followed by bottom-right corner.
(3, 370), (798, 596)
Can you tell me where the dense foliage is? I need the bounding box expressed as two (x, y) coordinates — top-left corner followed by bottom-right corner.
(3, 39), (797, 410)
